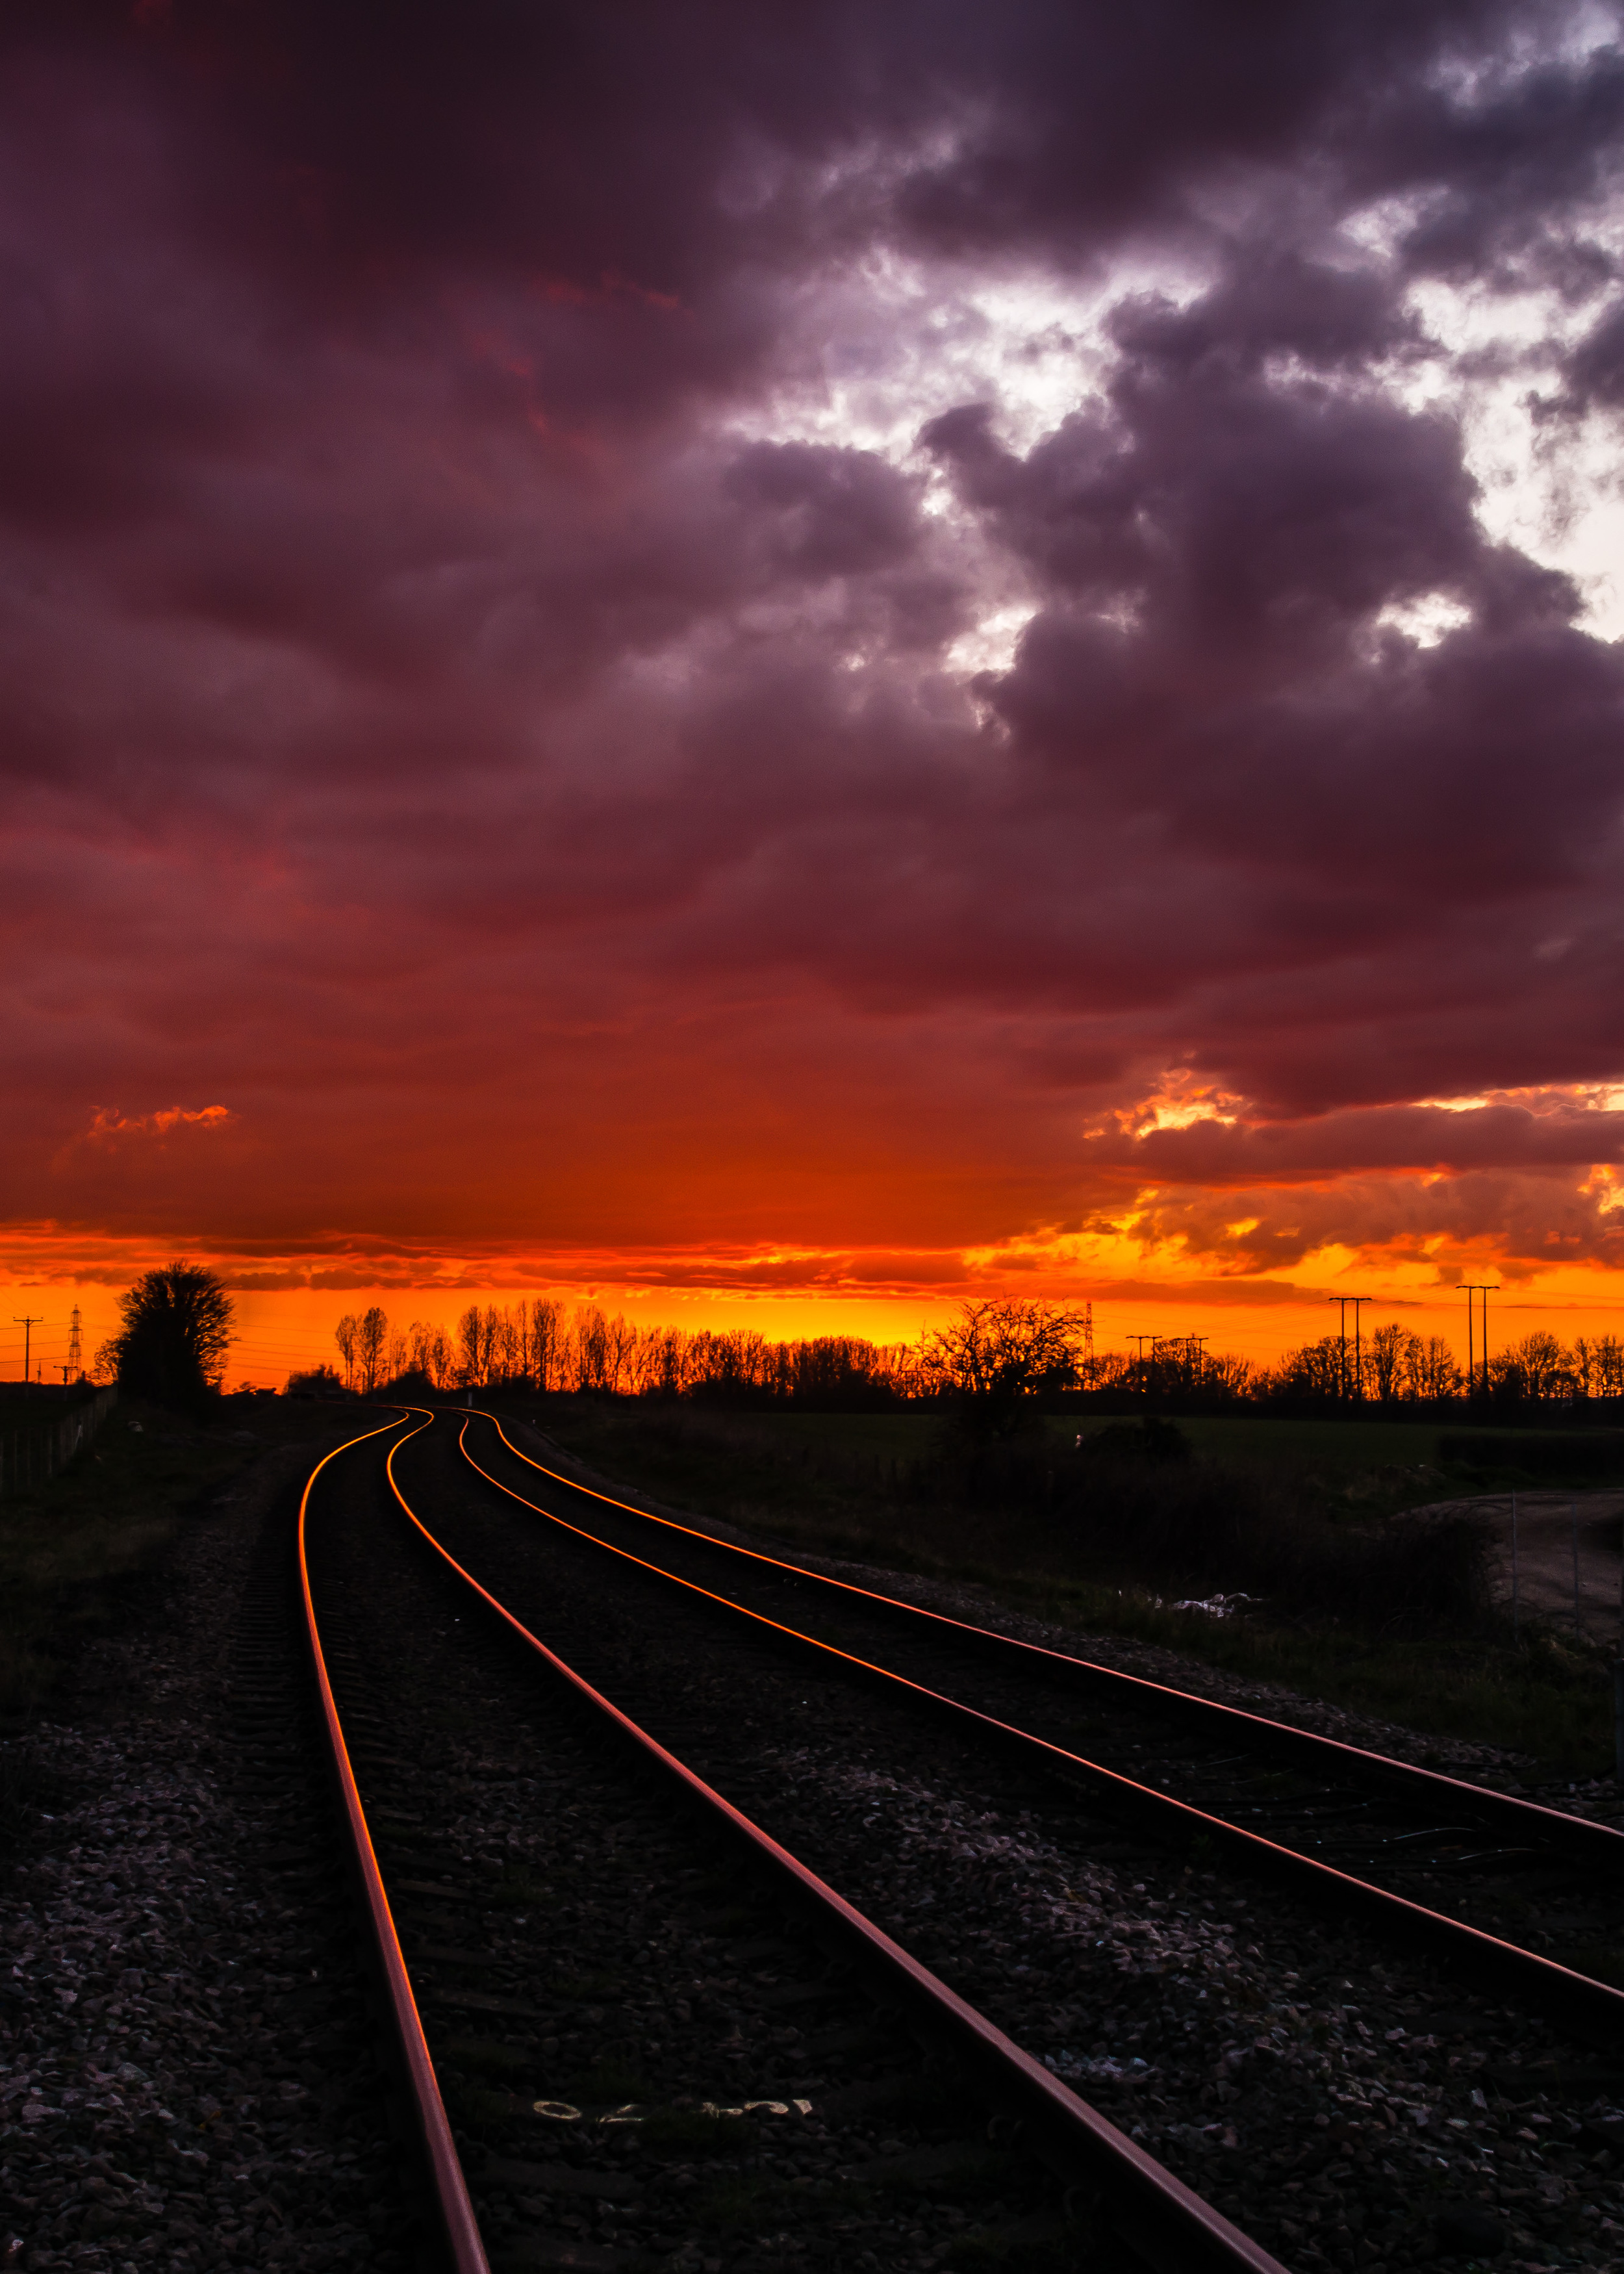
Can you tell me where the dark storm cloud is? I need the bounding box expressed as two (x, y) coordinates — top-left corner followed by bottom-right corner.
(3, 0), (1624, 1281)
(722, 444), (922, 581)
(1564, 292), (1624, 408)
(1088, 1101), (1624, 1181)
(916, 211), (1624, 1125)
(1367, 41), (1624, 289)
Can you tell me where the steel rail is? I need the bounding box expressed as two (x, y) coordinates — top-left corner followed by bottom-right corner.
(473, 1409), (1624, 1878)
(383, 1418), (1288, 2274)
(297, 1412), (491, 2274)
(454, 1418), (1624, 2050)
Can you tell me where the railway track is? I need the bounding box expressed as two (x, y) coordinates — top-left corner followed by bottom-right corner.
(299, 1412), (1291, 2274)
(453, 1409), (1624, 2030)
(371, 1403), (1624, 2268)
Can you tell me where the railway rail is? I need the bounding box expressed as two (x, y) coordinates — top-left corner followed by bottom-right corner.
(360, 1407), (1623, 2267)
(297, 1411), (1294, 2274)
(451, 1408), (1624, 2038)
(468, 1411), (1624, 1874)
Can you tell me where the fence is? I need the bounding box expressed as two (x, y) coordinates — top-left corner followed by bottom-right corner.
(0, 1385), (119, 1499)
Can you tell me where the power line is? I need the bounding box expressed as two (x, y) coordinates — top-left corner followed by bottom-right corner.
(1337, 1310), (1364, 1392)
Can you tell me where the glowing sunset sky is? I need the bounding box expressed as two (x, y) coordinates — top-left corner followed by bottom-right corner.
(7, 1), (1624, 1386)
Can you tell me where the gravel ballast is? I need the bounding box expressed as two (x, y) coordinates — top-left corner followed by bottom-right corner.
(1, 1432), (416, 2274)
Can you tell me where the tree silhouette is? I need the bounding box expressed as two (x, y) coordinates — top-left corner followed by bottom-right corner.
(357, 1305), (388, 1394)
(105, 1264), (234, 1409)
(919, 1297), (1088, 1438)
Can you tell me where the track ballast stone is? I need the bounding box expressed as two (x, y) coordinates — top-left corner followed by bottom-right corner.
(1, 1438), (416, 2274)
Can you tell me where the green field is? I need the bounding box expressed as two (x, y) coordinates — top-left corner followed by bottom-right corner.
(640, 1406), (1623, 1498)
(542, 1405), (1458, 1476)
(538, 1403), (1624, 1505)
(534, 1398), (1617, 1772)
(1074, 1412), (1450, 1473)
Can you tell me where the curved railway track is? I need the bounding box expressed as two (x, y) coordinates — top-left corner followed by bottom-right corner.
(297, 1411), (1291, 2274)
(467, 1412), (1624, 1867)
(285, 1405), (1624, 2271)
(450, 1409), (1624, 2032)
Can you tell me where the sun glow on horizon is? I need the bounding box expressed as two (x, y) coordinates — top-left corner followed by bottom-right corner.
(11, 1231), (1624, 1390)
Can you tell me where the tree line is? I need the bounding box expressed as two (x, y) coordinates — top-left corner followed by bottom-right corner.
(300, 1296), (1624, 1416)
(1262, 1324), (1624, 1407)
(316, 1298), (916, 1407)
(1079, 1323), (1624, 1411)
(97, 1265), (1621, 1423)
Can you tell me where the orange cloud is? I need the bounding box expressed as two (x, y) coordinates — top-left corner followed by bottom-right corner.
(84, 1105), (235, 1143)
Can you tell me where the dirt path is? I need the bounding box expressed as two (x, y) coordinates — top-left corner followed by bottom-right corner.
(1417, 1487), (1624, 1645)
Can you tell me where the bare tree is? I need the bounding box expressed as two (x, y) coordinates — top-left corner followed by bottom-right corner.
(333, 1313), (359, 1390)
(1595, 1335), (1624, 1399)
(1404, 1334), (1461, 1401)
(1367, 1323), (1417, 1404)
(919, 1297), (1088, 1437)
(1203, 1351), (1256, 1399)
(603, 1312), (638, 1393)
(489, 1305), (520, 1383)
(357, 1305), (388, 1396)
(425, 1325), (456, 1390)
(1270, 1336), (1344, 1399)
(639, 1323), (686, 1397)
(456, 1304), (484, 1387)
(574, 1303), (610, 1392)
(529, 1298), (565, 1390)
(1509, 1329), (1567, 1401)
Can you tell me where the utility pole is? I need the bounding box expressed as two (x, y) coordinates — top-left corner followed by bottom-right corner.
(1462, 1285), (1499, 1402)
(1127, 1335), (1154, 1394)
(1326, 1296), (1371, 1399)
(1350, 1296), (1371, 1401)
(1082, 1301), (1094, 1386)
(13, 1315), (43, 1398)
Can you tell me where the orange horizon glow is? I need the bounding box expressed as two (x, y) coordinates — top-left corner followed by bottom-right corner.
(10, 1234), (1624, 1392)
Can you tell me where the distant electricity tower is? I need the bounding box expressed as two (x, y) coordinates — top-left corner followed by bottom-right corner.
(65, 1304), (82, 1385)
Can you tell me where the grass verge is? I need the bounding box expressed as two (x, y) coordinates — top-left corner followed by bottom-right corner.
(0, 1394), (355, 1731)
(533, 1399), (1615, 1774)
(0, 1399), (245, 1725)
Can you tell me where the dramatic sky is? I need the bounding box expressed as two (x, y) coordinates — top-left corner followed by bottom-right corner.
(6, 0), (1624, 1382)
